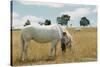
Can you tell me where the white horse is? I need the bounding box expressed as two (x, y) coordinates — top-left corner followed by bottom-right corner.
(20, 24), (72, 61)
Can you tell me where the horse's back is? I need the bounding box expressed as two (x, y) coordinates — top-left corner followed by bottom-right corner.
(21, 25), (61, 43)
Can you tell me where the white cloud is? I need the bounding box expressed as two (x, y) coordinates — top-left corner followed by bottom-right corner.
(12, 12), (22, 28)
(17, 0), (64, 8)
(61, 8), (91, 20)
(12, 15), (45, 28)
(12, 18), (23, 28)
(21, 15), (45, 26)
(13, 12), (19, 18)
(21, 15), (45, 23)
(92, 7), (97, 13)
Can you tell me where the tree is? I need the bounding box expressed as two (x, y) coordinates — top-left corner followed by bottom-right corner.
(57, 17), (62, 24)
(38, 22), (44, 25)
(24, 19), (31, 26)
(80, 17), (90, 27)
(57, 14), (70, 26)
(44, 19), (51, 25)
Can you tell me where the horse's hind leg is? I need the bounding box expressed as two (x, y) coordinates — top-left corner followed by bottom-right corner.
(22, 40), (29, 61)
(20, 42), (24, 61)
(20, 38), (29, 61)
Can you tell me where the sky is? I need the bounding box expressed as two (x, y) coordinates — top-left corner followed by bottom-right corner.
(12, 0), (97, 28)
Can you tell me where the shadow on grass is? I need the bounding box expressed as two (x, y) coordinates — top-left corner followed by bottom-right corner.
(13, 57), (56, 66)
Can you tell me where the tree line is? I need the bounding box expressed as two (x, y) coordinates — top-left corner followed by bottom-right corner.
(24, 14), (90, 27)
(57, 14), (90, 27)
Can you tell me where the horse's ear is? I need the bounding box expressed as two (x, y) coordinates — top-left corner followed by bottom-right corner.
(63, 32), (66, 36)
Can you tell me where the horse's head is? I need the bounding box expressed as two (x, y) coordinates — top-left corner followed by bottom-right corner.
(61, 31), (72, 54)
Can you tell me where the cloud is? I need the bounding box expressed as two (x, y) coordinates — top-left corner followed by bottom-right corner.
(13, 12), (19, 18)
(17, 0), (64, 8)
(92, 7), (97, 13)
(21, 15), (45, 23)
(12, 12), (22, 28)
(12, 14), (45, 28)
(12, 18), (23, 28)
(61, 8), (91, 20)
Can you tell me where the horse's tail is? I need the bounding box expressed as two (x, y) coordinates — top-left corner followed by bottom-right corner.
(21, 33), (25, 47)
(20, 33), (25, 60)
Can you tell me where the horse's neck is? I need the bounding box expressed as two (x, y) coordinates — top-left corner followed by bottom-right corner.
(57, 25), (72, 39)
(56, 25), (64, 39)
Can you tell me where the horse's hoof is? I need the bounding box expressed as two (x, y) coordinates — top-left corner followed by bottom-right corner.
(20, 58), (26, 62)
(48, 56), (55, 61)
(49, 55), (52, 58)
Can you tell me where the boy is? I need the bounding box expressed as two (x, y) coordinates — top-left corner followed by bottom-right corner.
(61, 32), (67, 53)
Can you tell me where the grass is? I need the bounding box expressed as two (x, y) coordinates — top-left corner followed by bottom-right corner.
(11, 28), (97, 66)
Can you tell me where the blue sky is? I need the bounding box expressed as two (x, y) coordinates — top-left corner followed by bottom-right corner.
(12, 0), (97, 28)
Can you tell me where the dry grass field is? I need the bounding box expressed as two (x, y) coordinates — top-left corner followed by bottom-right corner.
(11, 28), (97, 66)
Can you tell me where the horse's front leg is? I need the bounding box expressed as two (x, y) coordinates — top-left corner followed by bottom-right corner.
(54, 40), (59, 57)
(67, 39), (72, 52)
(49, 40), (57, 59)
